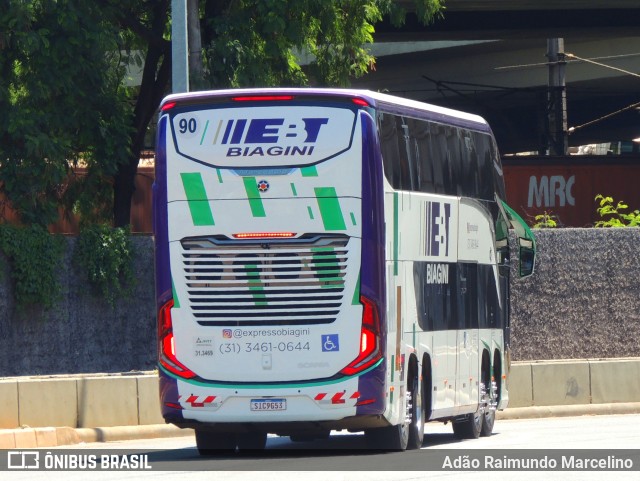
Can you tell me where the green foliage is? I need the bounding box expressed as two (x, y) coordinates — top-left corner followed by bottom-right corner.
(2, 0), (445, 228)
(201, 0), (444, 88)
(74, 225), (136, 306)
(532, 212), (558, 229)
(0, 1), (132, 226)
(0, 224), (65, 310)
(594, 195), (640, 228)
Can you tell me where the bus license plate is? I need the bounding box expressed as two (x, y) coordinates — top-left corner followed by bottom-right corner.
(250, 399), (286, 411)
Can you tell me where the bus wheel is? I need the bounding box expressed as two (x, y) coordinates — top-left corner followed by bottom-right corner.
(407, 364), (425, 449)
(366, 368), (422, 451)
(452, 407), (482, 439)
(195, 430), (237, 455)
(481, 380), (497, 437)
(237, 431), (267, 451)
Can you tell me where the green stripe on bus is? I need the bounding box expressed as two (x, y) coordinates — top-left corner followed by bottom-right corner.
(243, 177), (266, 217)
(171, 279), (180, 308)
(181, 173), (215, 226)
(350, 212), (357, 226)
(245, 263), (267, 305)
(312, 248), (344, 289)
(290, 183), (298, 196)
(216, 169), (223, 183)
(391, 355), (395, 382)
(315, 187), (346, 231)
(199, 120), (209, 145)
(352, 273), (361, 305)
(307, 206), (315, 220)
(160, 358), (384, 389)
(301, 165), (318, 177)
(393, 191), (399, 276)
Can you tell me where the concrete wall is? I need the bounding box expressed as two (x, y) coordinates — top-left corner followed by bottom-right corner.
(0, 237), (156, 377)
(509, 228), (640, 361)
(0, 373), (163, 430)
(0, 229), (639, 376)
(1, 358), (638, 431)
(508, 358), (640, 407)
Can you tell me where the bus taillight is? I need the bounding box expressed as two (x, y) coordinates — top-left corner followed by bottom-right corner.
(161, 101), (177, 111)
(232, 95), (294, 102)
(158, 299), (196, 379)
(352, 98), (370, 107)
(340, 295), (382, 376)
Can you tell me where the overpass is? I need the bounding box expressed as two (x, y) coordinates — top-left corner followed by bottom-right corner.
(352, 0), (640, 153)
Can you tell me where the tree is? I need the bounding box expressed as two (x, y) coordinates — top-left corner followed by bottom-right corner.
(0, 1), (131, 226)
(2, 1), (443, 228)
(109, 0), (443, 227)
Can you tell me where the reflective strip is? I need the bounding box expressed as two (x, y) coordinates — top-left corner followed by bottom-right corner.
(181, 173), (215, 226)
(314, 392), (360, 404)
(181, 395), (217, 408)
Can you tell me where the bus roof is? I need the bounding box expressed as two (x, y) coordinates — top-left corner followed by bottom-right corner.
(160, 88), (491, 133)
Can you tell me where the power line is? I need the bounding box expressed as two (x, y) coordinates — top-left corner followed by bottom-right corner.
(565, 52), (640, 80)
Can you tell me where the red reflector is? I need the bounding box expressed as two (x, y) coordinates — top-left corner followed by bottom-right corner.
(232, 95), (294, 102)
(164, 402), (183, 410)
(352, 98), (370, 107)
(161, 101), (177, 111)
(355, 398), (376, 406)
(233, 232), (296, 239)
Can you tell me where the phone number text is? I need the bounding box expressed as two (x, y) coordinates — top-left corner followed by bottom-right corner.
(219, 341), (311, 355)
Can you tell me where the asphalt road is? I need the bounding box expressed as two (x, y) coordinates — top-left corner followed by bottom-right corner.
(5, 414), (640, 480)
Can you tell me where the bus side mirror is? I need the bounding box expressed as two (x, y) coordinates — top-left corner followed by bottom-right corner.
(519, 240), (535, 277)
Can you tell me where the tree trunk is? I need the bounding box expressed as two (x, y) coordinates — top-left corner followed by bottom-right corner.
(112, 1), (171, 227)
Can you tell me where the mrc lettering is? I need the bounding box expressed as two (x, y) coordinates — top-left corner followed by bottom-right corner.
(221, 118), (329, 145)
(425, 201), (451, 257)
(528, 175), (575, 208)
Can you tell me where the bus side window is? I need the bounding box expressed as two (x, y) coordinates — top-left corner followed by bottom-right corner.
(408, 118), (435, 193)
(398, 117), (417, 191)
(378, 113), (401, 188)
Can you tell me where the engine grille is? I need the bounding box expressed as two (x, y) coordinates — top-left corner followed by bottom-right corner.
(179, 235), (350, 326)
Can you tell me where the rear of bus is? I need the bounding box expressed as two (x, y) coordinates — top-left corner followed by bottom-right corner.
(153, 89), (387, 439)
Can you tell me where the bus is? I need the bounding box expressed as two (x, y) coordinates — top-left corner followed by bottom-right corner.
(153, 88), (536, 453)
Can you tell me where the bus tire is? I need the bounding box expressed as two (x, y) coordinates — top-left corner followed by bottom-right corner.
(481, 380), (496, 437)
(452, 407), (482, 439)
(407, 363), (425, 450)
(195, 430), (237, 455)
(366, 365), (423, 451)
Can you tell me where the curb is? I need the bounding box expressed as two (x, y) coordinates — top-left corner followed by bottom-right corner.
(3, 402), (640, 449)
(496, 401), (640, 420)
(0, 425), (194, 449)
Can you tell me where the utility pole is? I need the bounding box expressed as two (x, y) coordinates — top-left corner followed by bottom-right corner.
(546, 38), (568, 155)
(171, 0), (189, 93)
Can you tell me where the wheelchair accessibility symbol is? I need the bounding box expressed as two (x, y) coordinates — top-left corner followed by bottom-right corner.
(322, 334), (340, 352)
